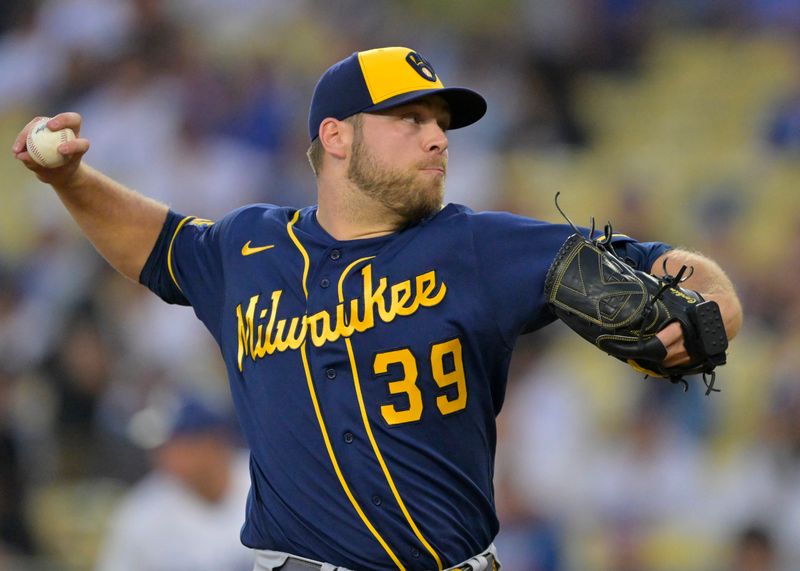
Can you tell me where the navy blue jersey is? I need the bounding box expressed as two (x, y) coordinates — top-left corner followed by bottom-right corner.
(140, 203), (670, 570)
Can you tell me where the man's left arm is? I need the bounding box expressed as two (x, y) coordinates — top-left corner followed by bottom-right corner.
(653, 249), (743, 367)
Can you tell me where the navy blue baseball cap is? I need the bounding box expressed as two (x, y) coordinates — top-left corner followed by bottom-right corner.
(308, 46), (487, 141)
(128, 395), (235, 449)
(167, 397), (230, 439)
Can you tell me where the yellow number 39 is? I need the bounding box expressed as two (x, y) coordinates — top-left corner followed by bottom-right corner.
(373, 338), (467, 425)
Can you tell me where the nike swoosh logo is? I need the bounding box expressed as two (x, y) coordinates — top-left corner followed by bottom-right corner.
(241, 241), (275, 256)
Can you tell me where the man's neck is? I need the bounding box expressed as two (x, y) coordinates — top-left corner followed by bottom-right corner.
(316, 180), (403, 241)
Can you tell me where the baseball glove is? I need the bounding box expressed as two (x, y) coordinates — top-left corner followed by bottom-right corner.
(543, 197), (728, 394)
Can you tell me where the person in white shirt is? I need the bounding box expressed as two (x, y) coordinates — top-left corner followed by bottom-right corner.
(95, 396), (254, 571)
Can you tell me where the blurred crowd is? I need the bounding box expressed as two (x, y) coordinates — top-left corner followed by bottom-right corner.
(1, 0), (800, 570)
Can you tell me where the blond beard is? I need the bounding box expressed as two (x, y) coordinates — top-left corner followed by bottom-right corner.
(346, 126), (445, 225)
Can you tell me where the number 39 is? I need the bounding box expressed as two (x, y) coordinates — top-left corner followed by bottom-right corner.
(373, 338), (467, 425)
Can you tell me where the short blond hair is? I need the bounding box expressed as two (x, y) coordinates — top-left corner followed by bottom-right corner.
(306, 115), (363, 177)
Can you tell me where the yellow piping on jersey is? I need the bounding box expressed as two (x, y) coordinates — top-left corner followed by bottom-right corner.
(337, 256), (376, 298)
(339, 259), (444, 571)
(286, 211), (310, 299)
(287, 214), (405, 570)
(167, 215), (196, 293)
(299, 344), (405, 570)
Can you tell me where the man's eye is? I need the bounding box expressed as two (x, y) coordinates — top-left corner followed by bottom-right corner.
(402, 115), (421, 124)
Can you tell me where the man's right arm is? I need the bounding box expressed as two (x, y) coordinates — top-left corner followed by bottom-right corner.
(12, 112), (168, 282)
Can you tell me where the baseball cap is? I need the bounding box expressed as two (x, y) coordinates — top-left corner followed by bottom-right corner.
(308, 46), (487, 141)
(128, 395), (234, 449)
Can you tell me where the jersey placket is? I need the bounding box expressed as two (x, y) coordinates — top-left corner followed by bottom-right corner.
(329, 250), (445, 571)
(295, 238), (409, 570)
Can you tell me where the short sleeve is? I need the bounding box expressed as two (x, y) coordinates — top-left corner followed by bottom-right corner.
(608, 237), (672, 272)
(467, 211), (671, 344)
(139, 210), (225, 338)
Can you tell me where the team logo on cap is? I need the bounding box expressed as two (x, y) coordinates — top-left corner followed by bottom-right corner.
(405, 51), (437, 82)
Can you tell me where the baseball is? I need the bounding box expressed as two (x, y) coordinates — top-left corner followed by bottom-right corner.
(25, 117), (75, 168)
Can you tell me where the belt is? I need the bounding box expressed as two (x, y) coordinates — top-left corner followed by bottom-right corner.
(275, 553), (498, 571)
(450, 552), (498, 571)
(276, 559), (327, 571)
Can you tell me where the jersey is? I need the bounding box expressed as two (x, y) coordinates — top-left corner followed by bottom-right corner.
(139, 203), (670, 570)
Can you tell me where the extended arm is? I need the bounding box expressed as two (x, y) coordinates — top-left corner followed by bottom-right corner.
(12, 113), (168, 282)
(653, 249), (743, 367)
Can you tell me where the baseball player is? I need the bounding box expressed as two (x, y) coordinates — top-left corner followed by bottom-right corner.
(12, 47), (742, 571)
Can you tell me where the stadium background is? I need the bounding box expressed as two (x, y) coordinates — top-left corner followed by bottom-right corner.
(1, 0), (799, 569)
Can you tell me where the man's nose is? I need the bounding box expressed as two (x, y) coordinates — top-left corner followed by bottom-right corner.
(424, 122), (448, 154)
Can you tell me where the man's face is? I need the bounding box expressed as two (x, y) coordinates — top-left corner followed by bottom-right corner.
(155, 432), (233, 501)
(346, 95), (451, 224)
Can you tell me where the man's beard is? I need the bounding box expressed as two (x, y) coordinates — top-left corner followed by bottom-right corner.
(346, 129), (445, 225)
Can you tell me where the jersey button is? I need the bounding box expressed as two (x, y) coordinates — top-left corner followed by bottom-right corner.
(371, 495), (382, 506)
(326, 368), (336, 380)
(330, 249), (341, 261)
(411, 548), (420, 559)
(320, 278), (330, 288)
(343, 432), (354, 444)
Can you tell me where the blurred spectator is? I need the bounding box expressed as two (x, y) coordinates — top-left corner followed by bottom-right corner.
(726, 524), (778, 571)
(494, 475), (563, 571)
(37, 0), (134, 59)
(0, 366), (38, 558)
(763, 41), (800, 154)
(587, 385), (705, 527)
(8, 222), (99, 368)
(506, 50), (591, 150)
(592, 0), (650, 73)
(0, 1), (30, 35)
(100, 272), (225, 389)
(141, 113), (274, 220)
(0, 2), (65, 113)
(766, 92), (800, 153)
(499, 337), (594, 519)
(765, 345), (800, 566)
(0, 266), (22, 366)
(95, 395), (253, 571)
(41, 302), (126, 479)
(71, 45), (183, 188)
(746, 0), (800, 31)
(218, 59), (295, 154)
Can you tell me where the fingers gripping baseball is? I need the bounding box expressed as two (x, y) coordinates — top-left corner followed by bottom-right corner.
(12, 113), (90, 184)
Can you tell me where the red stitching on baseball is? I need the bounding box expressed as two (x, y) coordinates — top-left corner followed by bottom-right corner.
(27, 135), (48, 165)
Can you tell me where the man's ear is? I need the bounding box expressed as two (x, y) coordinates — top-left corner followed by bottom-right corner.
(319, 118), (350, 160)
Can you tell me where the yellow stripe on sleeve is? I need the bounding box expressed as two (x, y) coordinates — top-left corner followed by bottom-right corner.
(167, 215), (196, 293)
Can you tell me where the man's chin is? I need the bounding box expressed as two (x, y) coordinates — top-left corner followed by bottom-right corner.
(396, 191), (444, 224)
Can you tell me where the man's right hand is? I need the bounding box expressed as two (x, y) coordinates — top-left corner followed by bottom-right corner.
(12, 112), (91, 188)
(11, 111), (168, 282)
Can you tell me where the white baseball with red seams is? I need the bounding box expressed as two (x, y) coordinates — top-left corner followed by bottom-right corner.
(25, 117), (75, 168)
